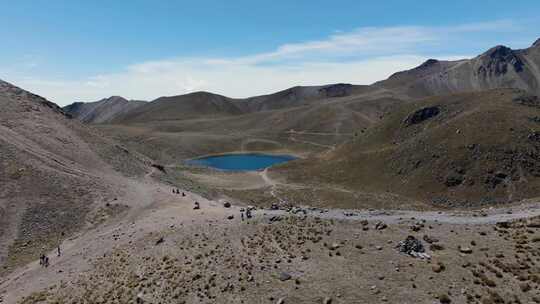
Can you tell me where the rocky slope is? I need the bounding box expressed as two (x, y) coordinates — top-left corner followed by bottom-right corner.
(376, 39), (540, 98)
(63, 96), (146, 123)
(0, 80), (149, 275)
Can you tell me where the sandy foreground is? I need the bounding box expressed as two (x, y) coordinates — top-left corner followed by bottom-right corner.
(1, 170), (540, 304)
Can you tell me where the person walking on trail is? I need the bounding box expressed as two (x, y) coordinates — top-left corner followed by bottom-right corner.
(40, 255), (49, 267)
(57, 245), (61, 257)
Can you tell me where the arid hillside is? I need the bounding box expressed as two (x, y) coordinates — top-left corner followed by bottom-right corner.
(0, 80), (149, 275)
(276, 88), (540, 207)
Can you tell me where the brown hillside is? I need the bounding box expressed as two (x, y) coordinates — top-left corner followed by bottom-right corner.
(276, 88), (540, 207)
(0, 79), (148, 274)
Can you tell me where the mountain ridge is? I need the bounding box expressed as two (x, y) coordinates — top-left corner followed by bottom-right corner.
(63, 96), (146, 123)
(375, 38), (540, 98)
(64, 38), (540, 125)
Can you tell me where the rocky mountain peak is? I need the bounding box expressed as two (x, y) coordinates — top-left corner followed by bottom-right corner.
(533, 38), (540, 47)
(485, 45), (513, 59)
(102, 96), (129, 103)
(478, 45), (524, 75)
(419, 59), (439, 68)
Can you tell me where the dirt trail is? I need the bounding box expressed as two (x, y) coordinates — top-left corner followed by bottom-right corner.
(258, 201), (540, 225)
(261, 168), (285, 204)
(0, 170), (233, 304)
(288, 135), (335, 150)
(258, 168), (540, 225)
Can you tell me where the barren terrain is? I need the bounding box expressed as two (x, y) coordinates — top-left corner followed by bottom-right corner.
(3, 38), (540, 304)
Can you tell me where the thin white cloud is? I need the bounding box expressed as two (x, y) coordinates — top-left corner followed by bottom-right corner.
(7, 20), (516, 105)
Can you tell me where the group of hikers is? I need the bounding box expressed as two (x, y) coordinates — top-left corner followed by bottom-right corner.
(172, 187), (255, 221)
(39, 246), (61, 268)
(172, 188), (186, 196)
(240, 207), (253, 221)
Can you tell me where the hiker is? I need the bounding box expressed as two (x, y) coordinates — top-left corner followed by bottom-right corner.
(39, 254), (45, 266)
(43, 255), (49, 267)
(246, 208), (252, 219)
(241, 212), (245, 221)
(193, 201), (200, 210)
(182, 192), (186, 197)
(57, 245), (61, 257)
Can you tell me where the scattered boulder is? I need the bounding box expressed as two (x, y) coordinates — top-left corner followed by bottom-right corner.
(397, 236), (429, 258)
(278, 272), (292, 281)
(430, 244), (445, 251)
(151, 163), (166, 173)
(375, 221), (387, 230)
(438, 294), (452, 304)
(410, 222), (425, 232)
(330, 243), (340, 251)
(458, 246), (473, 254)
(432, 262), (445, 273)
(193, 202), (200, 210)
(423, 235), (439, 244)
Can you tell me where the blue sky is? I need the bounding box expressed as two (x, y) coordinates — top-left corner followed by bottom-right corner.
(1, 0), (539, 105)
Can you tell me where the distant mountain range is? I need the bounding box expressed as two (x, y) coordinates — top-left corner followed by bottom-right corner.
(8, 37), (540, 208)
(64, 39), (540, 124)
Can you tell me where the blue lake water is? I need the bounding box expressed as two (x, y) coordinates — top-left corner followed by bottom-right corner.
(187, 153), (297, 171)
